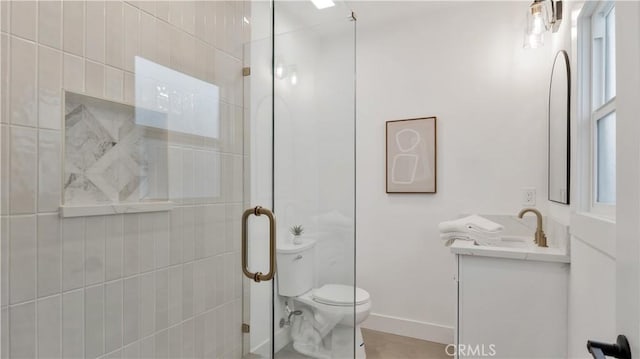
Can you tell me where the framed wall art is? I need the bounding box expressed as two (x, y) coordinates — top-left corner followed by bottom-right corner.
(386, 117), (437, 193)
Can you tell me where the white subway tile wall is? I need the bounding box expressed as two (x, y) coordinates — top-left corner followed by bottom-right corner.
(10, 36), (37, 127)
(0, 125), (8, 215)
(105, 215), (124, 281)
(0, 35), (6, 129)
(37, 45), (62, 130)
(85, 60), (105, 97)
(9, 215), (37, 304)
(38, 1), (62, 50)
(62, 1), (84, 56)
(85, 1), (105, 63)
(37, 294), (62, 358)
(9, 301), (36, 358)
(62, 289), (84, 358)
(63, 53), (85, 93)
(37, 129), (62, 211)
(1, 307), (8, 359)
(37, 213), (61, 297)
(10, 2), (36, 43)
(9, 126), (37, 214)
(104, 65), (124, 101)
(1, 1), (248, 358)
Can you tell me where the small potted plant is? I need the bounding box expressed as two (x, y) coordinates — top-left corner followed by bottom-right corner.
(289, 225), (304, 245)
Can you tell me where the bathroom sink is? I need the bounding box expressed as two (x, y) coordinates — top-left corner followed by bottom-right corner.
(449, 214), (570, 263)
(477, 235), (535, 248)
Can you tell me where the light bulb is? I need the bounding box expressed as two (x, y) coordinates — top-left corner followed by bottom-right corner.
(275, 62), (286, 79)
(524, 31), (544, 49)
(532, 12), (544, 34)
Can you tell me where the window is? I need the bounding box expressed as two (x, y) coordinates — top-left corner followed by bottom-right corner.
(584, 1), (616, 215)
(596, 111), (615, 204)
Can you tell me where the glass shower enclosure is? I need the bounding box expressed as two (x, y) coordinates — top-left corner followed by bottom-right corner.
(0, 0), (356, 358)
(246, 1), (357, 358)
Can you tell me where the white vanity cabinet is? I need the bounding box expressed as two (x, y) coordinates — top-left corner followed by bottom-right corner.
(453, 245), (570, 358)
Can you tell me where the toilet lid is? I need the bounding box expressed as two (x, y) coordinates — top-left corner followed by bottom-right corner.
(312, 284), (370, 306)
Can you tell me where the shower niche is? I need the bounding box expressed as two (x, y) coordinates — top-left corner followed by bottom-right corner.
(61, 92), (172, 217)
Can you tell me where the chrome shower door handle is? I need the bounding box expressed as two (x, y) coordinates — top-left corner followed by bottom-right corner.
(241, 206), (277, 283)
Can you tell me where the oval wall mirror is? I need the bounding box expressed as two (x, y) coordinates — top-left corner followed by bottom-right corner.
(548, 50), (571, 204)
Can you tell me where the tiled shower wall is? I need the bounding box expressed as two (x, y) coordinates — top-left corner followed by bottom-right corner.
(1, 1), (248, 358)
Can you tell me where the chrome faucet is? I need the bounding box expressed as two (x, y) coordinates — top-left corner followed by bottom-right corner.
(517, 208), (548, 247)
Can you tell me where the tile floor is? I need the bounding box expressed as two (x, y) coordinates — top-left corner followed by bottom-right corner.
(271, 328), (449, 359)
(361, 328), (449, 359)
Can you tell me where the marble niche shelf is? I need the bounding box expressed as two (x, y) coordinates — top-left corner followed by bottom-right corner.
(60, 202), (175, 218)
(61, 91), (171, 217)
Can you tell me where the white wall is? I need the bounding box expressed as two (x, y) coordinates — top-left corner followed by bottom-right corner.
(353, 1), (556, 343)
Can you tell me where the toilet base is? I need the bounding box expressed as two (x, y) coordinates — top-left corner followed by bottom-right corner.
(291, 324), (367, 359)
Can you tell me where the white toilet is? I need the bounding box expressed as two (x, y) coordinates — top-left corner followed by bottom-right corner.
(277, 238), (371, 359)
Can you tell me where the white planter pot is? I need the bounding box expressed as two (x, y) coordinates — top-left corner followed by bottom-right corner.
(291, 234), (303, 245)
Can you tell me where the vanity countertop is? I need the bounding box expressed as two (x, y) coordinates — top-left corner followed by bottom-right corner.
(450, 239), (570, 263)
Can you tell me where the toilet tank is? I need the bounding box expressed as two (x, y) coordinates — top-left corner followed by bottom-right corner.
(276, 239), (316, 297)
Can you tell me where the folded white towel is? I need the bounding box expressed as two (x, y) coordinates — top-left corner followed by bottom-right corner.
(438, 215), (504, 234)
(441, 233), (468, 247)
(441, 231), (503, 247)
(440, 231), (473, 241)
(440, 231), (501, 241)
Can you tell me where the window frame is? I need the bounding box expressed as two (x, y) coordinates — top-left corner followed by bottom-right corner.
(578, 0), (617, 219)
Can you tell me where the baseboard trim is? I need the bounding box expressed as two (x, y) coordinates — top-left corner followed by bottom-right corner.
(274, 326), (290, 353)
(361, 313), (454, 345)
(251, 326), (290, 356)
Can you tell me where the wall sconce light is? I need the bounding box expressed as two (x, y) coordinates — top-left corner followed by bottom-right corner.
(524, 0), (563, 48)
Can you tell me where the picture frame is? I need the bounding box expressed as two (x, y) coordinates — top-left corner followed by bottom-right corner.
(386, 117), (437, 193)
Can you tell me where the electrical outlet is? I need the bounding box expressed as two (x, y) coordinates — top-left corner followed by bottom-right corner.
(522, 187), (536, 206)
(523, 187), (536, 206)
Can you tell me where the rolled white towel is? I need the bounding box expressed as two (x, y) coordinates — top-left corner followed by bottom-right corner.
(438, 215), (504, 234)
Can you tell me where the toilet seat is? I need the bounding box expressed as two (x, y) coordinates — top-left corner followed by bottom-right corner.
(312, 284), (370, 306)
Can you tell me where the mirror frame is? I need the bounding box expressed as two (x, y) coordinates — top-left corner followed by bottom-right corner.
(548, 50), (571, 205)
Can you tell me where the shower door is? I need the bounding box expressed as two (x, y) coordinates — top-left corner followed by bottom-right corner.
(242, 1), (357, 358)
